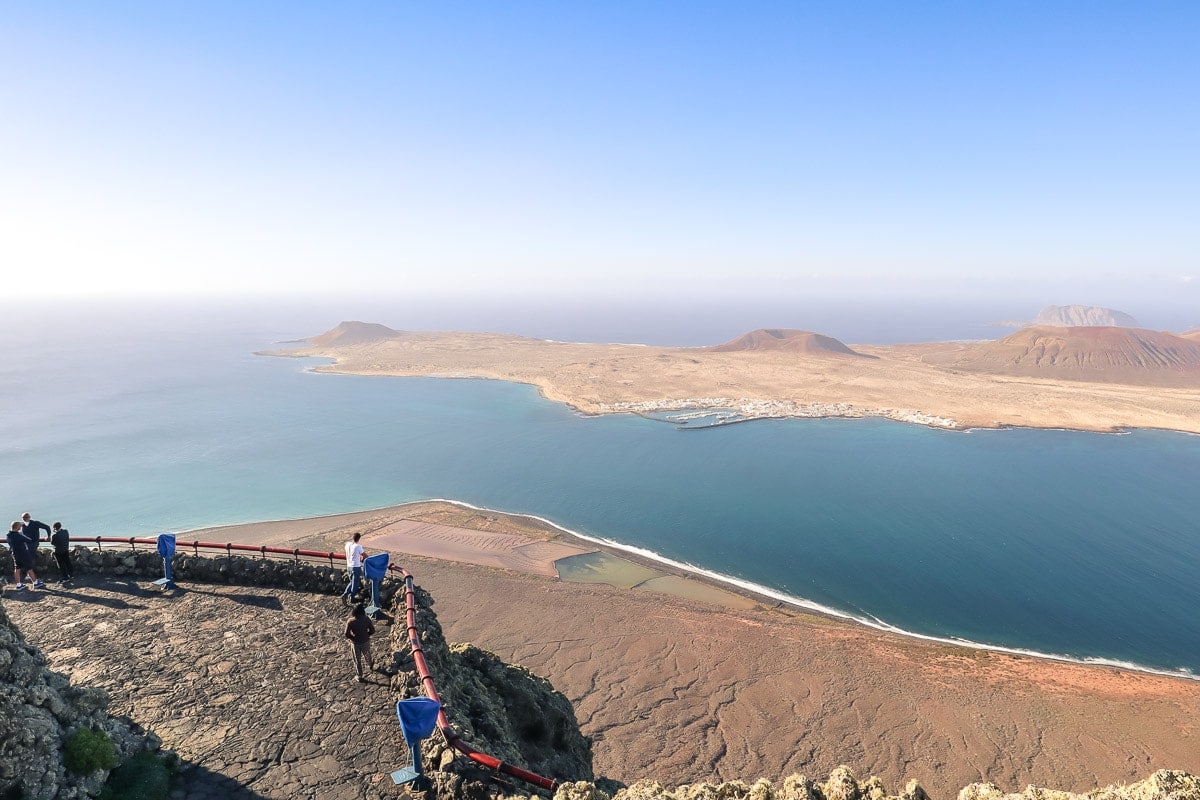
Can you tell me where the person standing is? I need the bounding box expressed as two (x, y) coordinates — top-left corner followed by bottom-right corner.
(50, 522), (74, 584)
(19, 513), (50, 589)
(21, 512), (51, 544)
(341, 532), (365, 606)
(7, 521), (39, 590)
(344, 602), (376, 682)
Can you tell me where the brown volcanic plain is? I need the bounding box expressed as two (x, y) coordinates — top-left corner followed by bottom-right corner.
(270, 321), (1200, 434)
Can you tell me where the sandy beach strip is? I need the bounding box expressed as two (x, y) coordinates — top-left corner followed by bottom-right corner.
(185, 501), (757, 607)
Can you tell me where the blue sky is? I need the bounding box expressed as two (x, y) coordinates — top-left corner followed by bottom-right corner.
(2, 2), (1197, 314)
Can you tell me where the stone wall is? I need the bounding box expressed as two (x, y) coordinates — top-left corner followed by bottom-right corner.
(11, 545), (400, 609)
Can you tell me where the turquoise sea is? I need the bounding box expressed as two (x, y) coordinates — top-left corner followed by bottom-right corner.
(2, 300), (1198, 678)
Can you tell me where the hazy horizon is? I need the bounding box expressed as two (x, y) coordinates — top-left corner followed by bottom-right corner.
(7, 291), (1198, 349)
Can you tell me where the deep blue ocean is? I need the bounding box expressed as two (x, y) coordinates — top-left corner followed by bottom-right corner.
(2, 299), (1198, 677)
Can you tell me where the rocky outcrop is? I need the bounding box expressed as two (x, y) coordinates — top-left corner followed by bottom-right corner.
(0, 600), (144, 799)
(956, 769), (1199, 800)
(556, 766), (1200, 800)
(392, 584), (594, 799)
(1033, 306), (1140, 328)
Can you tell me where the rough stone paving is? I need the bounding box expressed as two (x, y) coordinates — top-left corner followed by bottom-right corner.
(6, 573), (415, 800)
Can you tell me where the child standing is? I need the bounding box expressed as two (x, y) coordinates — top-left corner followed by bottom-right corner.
(51, 523), (74, 585)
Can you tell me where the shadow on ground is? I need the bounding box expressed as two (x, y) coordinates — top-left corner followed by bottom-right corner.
(170, 586), (285, 611)
(16, 575), (288, 612)
(174, 761), (274, 800)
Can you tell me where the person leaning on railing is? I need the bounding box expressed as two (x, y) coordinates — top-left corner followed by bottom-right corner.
(50, 522), (74, 585)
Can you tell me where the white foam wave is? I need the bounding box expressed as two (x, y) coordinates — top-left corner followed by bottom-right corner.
(423, 498), (1199, 683)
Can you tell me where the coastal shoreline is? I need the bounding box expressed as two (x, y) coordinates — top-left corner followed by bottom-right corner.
(262, 338), (1200, 434)
(183, 497), (1199, 683)
(177, 499), (1200, 798)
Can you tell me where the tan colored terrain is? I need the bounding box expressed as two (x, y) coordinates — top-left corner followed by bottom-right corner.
(706, 328), (869, 356)
(930, 326), (1200, 386)
(179, 502), (1200, 800)
(269, 322), (1200, 433)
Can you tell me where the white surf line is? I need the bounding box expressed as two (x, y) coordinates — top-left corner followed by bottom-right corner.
(428, 498), (1199, 682)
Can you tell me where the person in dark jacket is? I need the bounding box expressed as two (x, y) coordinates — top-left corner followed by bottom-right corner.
(7, 521), (38, 590)
(21, 513), (50, 542)
(50, 522), (73, 584)
(18, 513), (49, 589)
(344, 602), (376, 682)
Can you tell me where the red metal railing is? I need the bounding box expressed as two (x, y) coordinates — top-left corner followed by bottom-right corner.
(53, 535), (561, 793)
(399, 573), (560, 792)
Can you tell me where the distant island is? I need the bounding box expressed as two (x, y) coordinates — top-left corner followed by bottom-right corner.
(268, 321), (1200, 434)
(994, 303), (1141, 329)
(1033, 304), (1141, 327)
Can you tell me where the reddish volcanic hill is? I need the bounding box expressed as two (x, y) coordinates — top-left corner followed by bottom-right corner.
(309, 321), (401, 347)
(947, 326), (1200, 385)
(709, 328), (869, 356)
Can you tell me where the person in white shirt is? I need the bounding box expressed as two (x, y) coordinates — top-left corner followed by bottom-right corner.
(341, 532), (365, 606)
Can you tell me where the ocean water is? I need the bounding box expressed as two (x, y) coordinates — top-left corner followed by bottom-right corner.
(1, 301), (1198, 677)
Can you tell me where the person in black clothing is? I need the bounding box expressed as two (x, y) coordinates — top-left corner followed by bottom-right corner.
(21, 513), (50, 542)
(18, 513), (49, 589)
(8, 522), (37, 589)
(51, 522), (74, 584)
(344, 602), (376, 682)
(8, 516), (41, 590)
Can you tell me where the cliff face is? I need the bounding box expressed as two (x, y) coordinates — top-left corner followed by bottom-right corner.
(393, 585), (594, 797)
(5, 548), (1198, 800)
(0, 601), (140, 799)
(555, 766), (1200, 800)
(388, 586), (1199, 800)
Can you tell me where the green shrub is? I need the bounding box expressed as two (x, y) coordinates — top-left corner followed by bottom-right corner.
(98, 751), (173, 800)
(63, 728), (117, 774)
